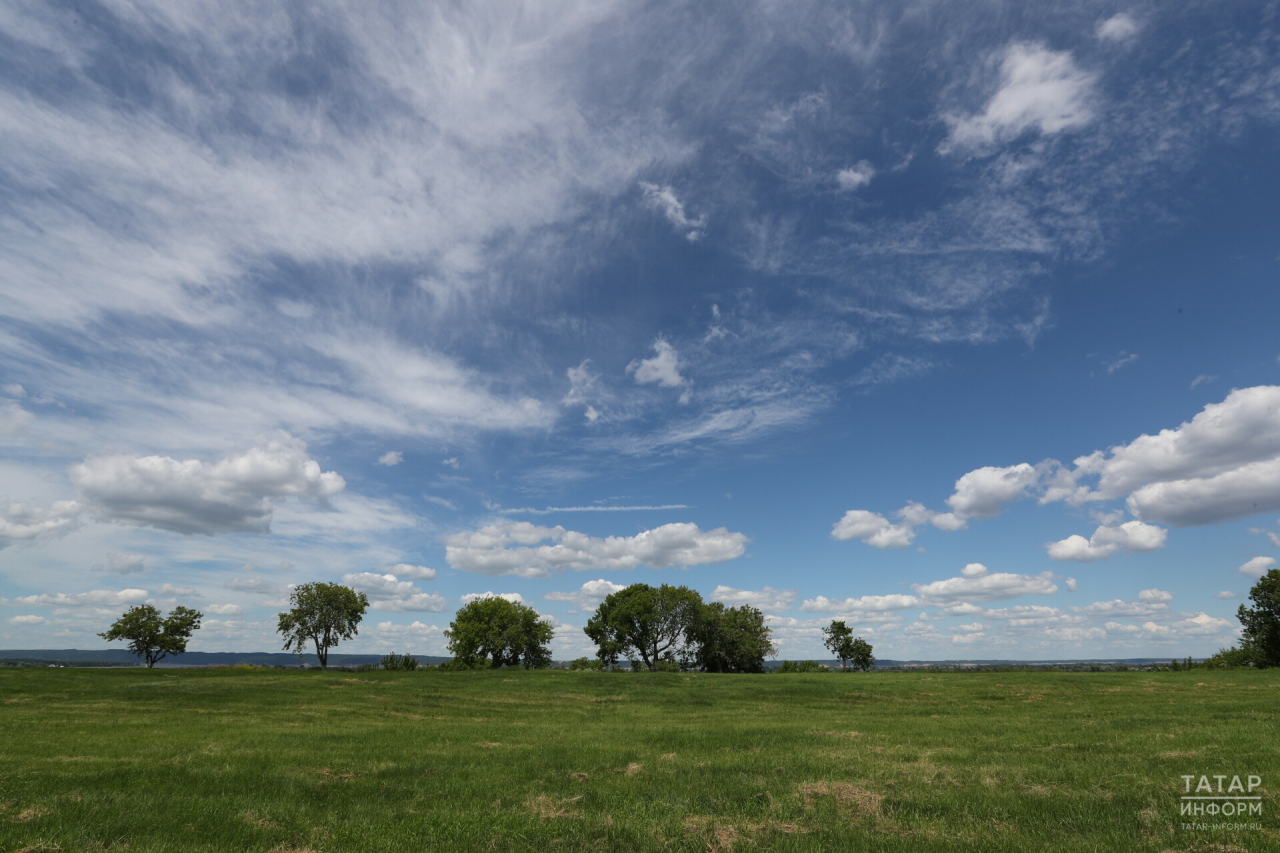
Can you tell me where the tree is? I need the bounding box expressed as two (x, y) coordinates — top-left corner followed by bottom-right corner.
(584, 584), (703, 671)
(1238, 568), (1280, 668)
(99, 605), (203, 668)
(277, 582), (370, 669)
(695, 603), (777, 673)
(822, 620), (874, 671)
(445, 597), (554, 669)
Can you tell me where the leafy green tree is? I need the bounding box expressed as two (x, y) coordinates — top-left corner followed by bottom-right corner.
(584, 583), (704, 671)
(277, 582), (370, 669)
(695, 603), (777, 673)
(1238, 568), (1280, 668)
(379, 652), (419, 671)
(445, 597), (554, 669)
(99, 604), (203, 668)
(777, 660), (828, 673)
(822, 620), (874, 671)
(848, 636), (875, 671)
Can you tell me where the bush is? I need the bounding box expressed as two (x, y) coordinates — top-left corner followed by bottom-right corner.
(1202, 646), (1257, 669)
(436, 657), (483, 672)
(569, 657), (604, 671)
(380, 652), (420, 671)
(777, 660), (828, 673)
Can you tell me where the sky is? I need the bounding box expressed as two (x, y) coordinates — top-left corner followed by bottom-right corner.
(2, 0), (1280, 661)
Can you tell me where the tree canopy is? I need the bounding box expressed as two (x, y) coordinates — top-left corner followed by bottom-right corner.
(277, 582), (369, 669)
(822, 620), (874, 671)
(99, 604), (203, 668)
(445, 596), (554, 668)
(584, 583), (704, 671)
(1238, 568), (1280, 668)
(695, 602), (777, 673)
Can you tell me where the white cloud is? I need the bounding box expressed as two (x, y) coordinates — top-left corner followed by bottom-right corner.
(944, 43), (1096, 151)
(384, 564), (436, 581)
(1137, 588), (1174, 603)
(1065, 577), (1078, 592)
(1190, 374), (1217, 389)
(1075, 386), (1280, 525)
(376, 451), (403, 466)
(0, 403), (34, 436)
(1046, 520), (1167, 561)
(70, 434), (344, 535)
(204, 604), (242, 616)
(92, 552), (147, 575)
(799, 593), (921, 613)
(627, 339), (686, 389)
(224, 577), (291, 596)
(835, 161), (876, 191)
(461, 591), (525, 605)
(444, 521), (747, 577)
(544, 578), (627, 609)
(831, 502), (932, 548)
(1104, 351), (1139, 374)
(9, 614), (45, 624)
(157, 584), (197, 597)
(0, 497), (81, 547)
(960, 562), (988, 578)
(711, 585), (797, 612)
(640, 182), (706, 241)
(341, 572), (447, 613)
(1071, 598), (1170, 618)
(1238, 556), (1276, 578)
(3, 384), (24, 397)
(911, 569), (1058, 604)
(10, 588), (149, 608)
(945, 463), (1039, 519)
(1214, 591), (1236, 600)
(1096, 13), (1140, 42)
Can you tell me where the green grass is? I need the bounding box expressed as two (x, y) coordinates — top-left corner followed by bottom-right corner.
(1, 668), (1277, 852)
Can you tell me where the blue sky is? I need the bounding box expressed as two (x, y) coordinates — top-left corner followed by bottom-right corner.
(2, 0), (1280, 660)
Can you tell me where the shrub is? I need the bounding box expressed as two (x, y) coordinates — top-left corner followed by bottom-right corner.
(778, 660), (827, 673)
(568, 657), (604, 671)
(1202, 646), (1256, 668)
(380, 652), (420, 671)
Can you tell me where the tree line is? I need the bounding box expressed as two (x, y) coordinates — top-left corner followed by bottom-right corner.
(97, 568), (1280, 671)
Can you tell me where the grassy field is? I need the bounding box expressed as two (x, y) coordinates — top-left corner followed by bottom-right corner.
(1, 668), (1277, 852)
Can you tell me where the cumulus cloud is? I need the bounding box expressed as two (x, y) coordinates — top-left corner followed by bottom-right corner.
(911, 569), (1058, 604)
(342, 572), (447, 612)
(1137, 588), (1174, 603)
(711, 585), (798, 612)
(0, 497), (81, 547)
(224, 577), (291, 596)
(444, 521), (747, 577)
(0, 403), (34, 436)
(1071, 598), (1170, 618)
(204, 604), (243, 616)
(545, 579), (627, 609)
(9, 614), (45, 624)
(944, 42), (1096, 151)
(639, 182), (706, 241)
(831, 502), (933, 548)
(1046, 520), (1167, 561)
(835, 161), (876, 191)
(627, 339), (686, 389)
(1214, 591), (1236, 599)
(799, 593), (921, 613)
(1096, 13), (1140, 41)
(10, 588), (149, 608)
(383, 564), (436, 581)
(946, 464), (1040, 519)
(376, 451), (403, 466)
(70, 434), (345, 535)
(1238, 556), (1276, 578)
(92, 552), (148, 575)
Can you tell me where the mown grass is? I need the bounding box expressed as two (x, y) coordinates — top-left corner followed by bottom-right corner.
(1, 668), (1277, 852)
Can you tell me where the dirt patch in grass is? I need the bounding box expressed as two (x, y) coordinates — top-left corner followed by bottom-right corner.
(241, 812), (279, 828)
(569, 772), (590, 781)
(660, 753), (678, 761)
(800, 782), (883, 816)
(477, 742), (503, 748)
(309, 768), (355, 782)
(623, 762), (644, 775)
(12, 805), (49, 822)
(525, 795), (582, 819)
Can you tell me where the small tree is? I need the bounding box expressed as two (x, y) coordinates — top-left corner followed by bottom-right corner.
(695, 603), (777, 673)
(584, 584), (704, 671)
(1238, 568), (1280, 668)
(445, 597), (554, 669)
(99, 604), (203, 668)
(822, 620), (874, 671)
(277, 582), (370, 670)
(380, 652), (419, 671)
